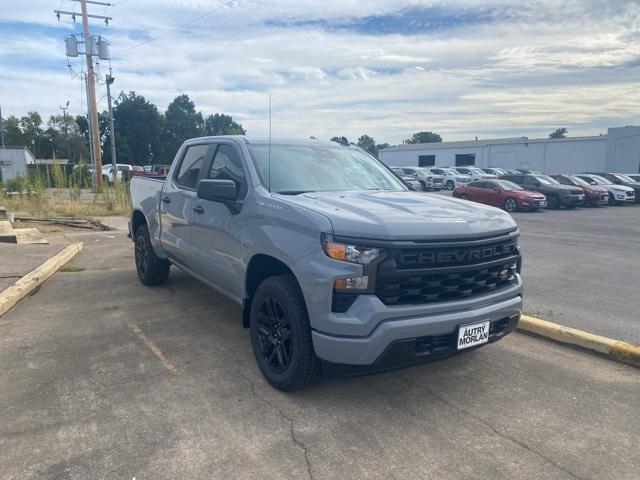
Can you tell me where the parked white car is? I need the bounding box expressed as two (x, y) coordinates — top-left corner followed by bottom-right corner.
(452, 166), (497, 182)
(391, 168), (422, 191)
(398, 167), (445, 190)
(102, 164), (143, 184)
(423, 167), (471, 190)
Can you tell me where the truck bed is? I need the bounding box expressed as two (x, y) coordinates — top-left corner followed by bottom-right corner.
(130, 176), (164, 218)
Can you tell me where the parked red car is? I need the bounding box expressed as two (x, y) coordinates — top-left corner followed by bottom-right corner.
(130, 164), (170, 178)
(549, 174), (609, 206)
(453, 179), (547, 212)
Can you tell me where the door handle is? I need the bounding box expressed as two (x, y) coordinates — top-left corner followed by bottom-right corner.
(193, 205), (205, 214)
(161, 196), (171, 203)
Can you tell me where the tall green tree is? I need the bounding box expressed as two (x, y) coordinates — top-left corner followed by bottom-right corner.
(357, 134), (377, 156)
(549, 127), (568, 139)
(3, 116), (23, 145)
(405, 131), (442, 144)
(112, 91), (164, 165)
(19, 111), (44, 156)
(204, 113), (245, 136)
(29, 114), (89, 162)
(163, 94), (204, 159)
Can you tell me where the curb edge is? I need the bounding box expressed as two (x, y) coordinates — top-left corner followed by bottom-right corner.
(0, 242), (84, 317)
(518, 314), (640, 368)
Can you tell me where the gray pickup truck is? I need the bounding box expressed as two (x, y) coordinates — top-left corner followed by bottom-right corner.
(129, 136), (522, 390)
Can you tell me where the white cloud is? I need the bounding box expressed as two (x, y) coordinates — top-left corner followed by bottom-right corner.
(0, 0), (639, 144)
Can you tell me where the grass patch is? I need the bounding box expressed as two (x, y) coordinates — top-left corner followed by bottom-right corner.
(1, 169), (131, 219)
(59, 265), (87, 272)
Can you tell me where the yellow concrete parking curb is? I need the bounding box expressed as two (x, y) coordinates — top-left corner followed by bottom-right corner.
(518, 314), (640, 368)
(0, 242), (84, 317)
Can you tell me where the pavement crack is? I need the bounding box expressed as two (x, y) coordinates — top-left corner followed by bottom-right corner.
(401, 377), (583, 480)
(231, 349), (315, 480)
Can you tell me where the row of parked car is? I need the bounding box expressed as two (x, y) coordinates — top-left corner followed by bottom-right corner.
(392, 166), (487, 191)
(388, 165), (639, 212)
(100, 164), (170, 185)
(451, 170), (639, 212)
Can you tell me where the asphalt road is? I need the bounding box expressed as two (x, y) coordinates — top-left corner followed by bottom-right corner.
(1, 227), (639, 479)
(513, 203), (640, 345)
(433, 190), (640, 345)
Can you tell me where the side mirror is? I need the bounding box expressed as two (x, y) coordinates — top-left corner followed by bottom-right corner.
(197, 179), (241, 214)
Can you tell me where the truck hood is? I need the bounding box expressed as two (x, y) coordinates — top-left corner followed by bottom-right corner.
(281, 191), (517, 240)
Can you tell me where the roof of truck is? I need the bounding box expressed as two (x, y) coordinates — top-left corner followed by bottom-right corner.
(185, 135), (352, 147)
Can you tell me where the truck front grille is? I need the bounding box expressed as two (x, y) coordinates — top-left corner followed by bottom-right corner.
(375, 234), (519, 306)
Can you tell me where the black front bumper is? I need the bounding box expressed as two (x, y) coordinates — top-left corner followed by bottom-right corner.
(559, 195), (584, 206)
(584, 194), (609, 206)
(321, 313), (520, 377)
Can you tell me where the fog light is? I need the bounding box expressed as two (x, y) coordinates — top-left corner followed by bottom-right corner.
(333, 276), (369, 290)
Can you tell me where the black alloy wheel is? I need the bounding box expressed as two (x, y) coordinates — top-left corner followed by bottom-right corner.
(134, 224), (170, 285)
(459, 194), (469, 200)
(447, 180), (455, 190)
(546, 195), (560, 209)
(256, 297), (292, 374)
(250, 275), (320, 390)
(135, 232), (148, 277)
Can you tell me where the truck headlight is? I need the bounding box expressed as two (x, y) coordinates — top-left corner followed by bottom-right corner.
(322, 234), (382, 265)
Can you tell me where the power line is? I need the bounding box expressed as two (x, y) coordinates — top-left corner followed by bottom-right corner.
(114, 0), (237, 55)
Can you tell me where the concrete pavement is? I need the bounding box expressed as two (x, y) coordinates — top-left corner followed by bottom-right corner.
(1, 227), (639, 479)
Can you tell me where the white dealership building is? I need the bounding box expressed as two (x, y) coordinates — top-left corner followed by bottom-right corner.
(379, 126), (640, 174)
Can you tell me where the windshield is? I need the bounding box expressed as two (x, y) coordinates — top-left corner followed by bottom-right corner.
(613, 174), (635, 183)
(583, 175), (609, 185)
(469, 168), (485, 174)
(494, 179), (523, 191)
(533, 174), (560, 185)
(248, 144), (407, 194)
(568, 176), (589, 186)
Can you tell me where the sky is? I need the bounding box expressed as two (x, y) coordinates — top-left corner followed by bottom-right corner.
(1, 0), (639, 144)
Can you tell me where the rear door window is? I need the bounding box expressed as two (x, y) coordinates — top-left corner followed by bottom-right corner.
(175, 144), (210, 189)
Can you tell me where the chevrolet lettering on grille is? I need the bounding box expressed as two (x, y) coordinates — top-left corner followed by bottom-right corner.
(400, 242), (516, 267)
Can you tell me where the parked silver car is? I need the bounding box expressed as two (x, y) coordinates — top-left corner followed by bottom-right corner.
(423, 167), (471, 190)
(398, 167), (445, 190)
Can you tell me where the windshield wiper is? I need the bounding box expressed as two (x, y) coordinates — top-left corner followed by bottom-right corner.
(275, 190), (313, 195)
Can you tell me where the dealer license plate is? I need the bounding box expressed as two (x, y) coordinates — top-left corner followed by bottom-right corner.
(457, 321), (490, 350)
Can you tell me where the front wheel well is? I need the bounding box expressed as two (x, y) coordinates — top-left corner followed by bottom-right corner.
(131, 210), (147, 235)
(243, 254), (297, 328)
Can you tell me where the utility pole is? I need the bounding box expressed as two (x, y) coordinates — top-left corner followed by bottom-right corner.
(59, 101), (70, 160)
(106, 73), (117, 183)
(79, 0), (103, 191)
(54, 0), (112, 192)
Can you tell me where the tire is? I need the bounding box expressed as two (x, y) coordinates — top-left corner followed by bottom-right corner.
(446, 180), (455, 190)
(459, 194), (469, 200)
(419, 180), (427, 191)
(546, 195), (560, 209)
(608, 193), (616, 205)
(250, 275), (321, 391)
(134, 224), (170, 286)
(503, 197), (518, 212)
